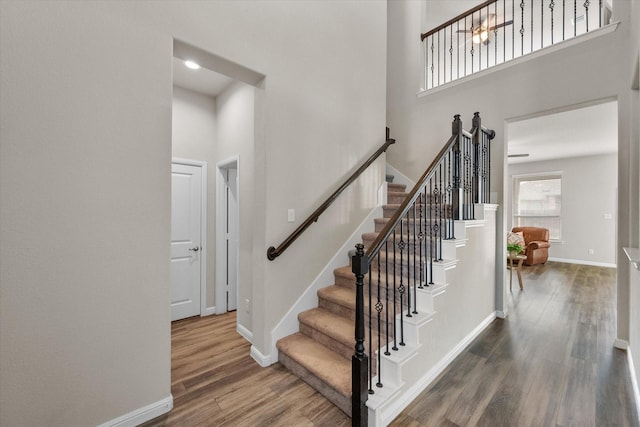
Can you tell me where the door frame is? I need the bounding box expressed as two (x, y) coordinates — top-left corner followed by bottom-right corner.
(172, 157), (208, 316)
(215, 155), (240, 315)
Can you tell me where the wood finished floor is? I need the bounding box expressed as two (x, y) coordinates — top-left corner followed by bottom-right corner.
(391, 262), (639, 427)
(144, 262), (639, 426)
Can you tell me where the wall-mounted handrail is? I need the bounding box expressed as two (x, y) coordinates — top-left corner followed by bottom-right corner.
(267, 132), (395, 261)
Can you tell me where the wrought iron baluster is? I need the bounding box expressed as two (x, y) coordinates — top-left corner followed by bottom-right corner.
(574, 0), (577, 37)
(429, 178), (434, 284)
(464, 16), (468, 75)
(599, 0), (602, 27)
(550, 0), (555, 44)
(531, 0), (534, 53)
(424, 38), (429, 89)
(584, 0), (590, 32)
(477, 11), (481, 71)
(449, 24), (454, 82)
(513, 0), (516, 59)
(430, 37), (435, 89)
(392, 231), (398, 351)
(406, 210), (412, 318)
(412, 204), (418, 314)
(486, 5), (490, 69)
(419, 191), (424, 289)
(520, 0), (525, 56)
(384, 241), (390, 356)
(438, 162), (444, 260)
(398, 219), (405, 346)
(470, 14), (475, 73)
(457, 21), (460, 79)
(495, 1), (498, 66)
(376, 253), (382, 388)
(542, 0), (545, 48)
(437, 31), (441, 87)
(368, 266), (373, 394)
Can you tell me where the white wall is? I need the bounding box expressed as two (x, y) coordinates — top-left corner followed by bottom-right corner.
(507, 154), (617, 266)
(387, 0), (635, 337)
(172, 85), (217, 309)
(0, 1), (387, 425)
(216, 80), (255, 331)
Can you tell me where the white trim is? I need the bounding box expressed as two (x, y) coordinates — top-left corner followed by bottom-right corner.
(269, 206), (383, 365)
(97, 395), (173, 427)
(418, 22), (619, 97)
(202, 306), (217, 317)
(548, 257), (616, 268)
(385, 163), (416, 190)
(627, 347), (640, 422)
(378, 311), (497, 425)
(172, 158), (208, 317)
(236, 323), (253, 344)
(215, 155), (240, 315)
(496, 310), (508, 319)
(250, 345), (271, 367)
(615, 339), (629, 350)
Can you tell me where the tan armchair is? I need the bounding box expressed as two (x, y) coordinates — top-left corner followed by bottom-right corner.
(511, 227), (550, 266)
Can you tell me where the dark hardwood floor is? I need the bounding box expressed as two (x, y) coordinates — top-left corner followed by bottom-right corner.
(144, 262), (638, 426)
(391, 262), (639, 427)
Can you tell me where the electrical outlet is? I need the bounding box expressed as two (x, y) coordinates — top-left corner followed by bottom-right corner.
(287, 209), (295, 222)
(588, 249), (595, 255)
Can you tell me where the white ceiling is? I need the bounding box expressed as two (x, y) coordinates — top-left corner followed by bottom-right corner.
(508, 101), (618, 164)
(172, 57), (234, 97)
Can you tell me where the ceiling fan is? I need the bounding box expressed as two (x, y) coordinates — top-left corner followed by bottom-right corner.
(457, 14), (513, 45)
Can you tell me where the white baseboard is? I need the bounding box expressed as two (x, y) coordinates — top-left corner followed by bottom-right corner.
(548, 257), (616, 268)
(385, 163), (415, 190)
(627, 347), (640, 422)
(496, 310), (508, 319)
(269, 206), (382, 364)
(236, 323), (253, 344)
(250, 345), (272, 367)
(615, 338), (629, 350)
(97, 395), (173, 427)
(379, 311), (497, 425)
(202, 306), (216, 317)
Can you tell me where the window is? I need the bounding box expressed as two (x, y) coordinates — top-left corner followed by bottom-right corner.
(513, 174), (562, 240)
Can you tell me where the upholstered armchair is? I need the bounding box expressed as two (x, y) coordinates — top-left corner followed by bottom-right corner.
(511, 227), (550, 266)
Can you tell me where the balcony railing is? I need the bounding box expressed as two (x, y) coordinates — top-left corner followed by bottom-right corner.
(421, 0), (608, 90)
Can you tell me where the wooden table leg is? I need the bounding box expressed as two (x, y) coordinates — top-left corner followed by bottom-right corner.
(516, 258), (524, 290)
(509, 257), (514, 292)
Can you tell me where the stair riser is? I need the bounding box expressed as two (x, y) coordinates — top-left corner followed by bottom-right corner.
(374, 219), (454, 233)
(299, 323), (353, 361)
(278, 351), (352, 417)
(318, 296), (400, 337)
(383, 205), (453, 219)
(387, 193), (408, 204)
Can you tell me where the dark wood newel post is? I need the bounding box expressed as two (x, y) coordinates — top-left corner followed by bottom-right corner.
(452, 114), (463, 220)
(472, 112), (481, 204)
(352, 243), (369, 426)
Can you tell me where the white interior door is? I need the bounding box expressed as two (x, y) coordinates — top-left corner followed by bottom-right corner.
(171, 163), (202, 321)
(226, 168), (239, 311)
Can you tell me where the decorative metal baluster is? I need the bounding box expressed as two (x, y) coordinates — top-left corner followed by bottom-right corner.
(531, 0), (534, 53)
(368, 267), (373, 394)
(457, 21), (460, 79)
(437, 31), (441, 87)
(449, 24), (454, 83)
(574, 0), (577, 37)
(495, 1), (499, 66)
(398, 219), (405, 346)
(599, 0), (602, 27)
(406, 210), (412, 318)
(542, 0), (545, 48)
(412, 204), (418, 314)
(504, 0), (507, 62)
(419, 190), (425, 289)
(486, 5), (490, 70)
(392, 231), (398, 351)
(520, 0), (525, 56)
(513, 0), (516, 59)
(563, 0), (566, 39)
(584, 0), (590, 32)
(550, 0), (555, 44)
(424, 37), (429, 89)
(447, 149), (455, 239)
(384, 241), (390, 356)
(470, 14), (475, 73)
(430, 37), (435, 89)
(438, 162), (444, 260)
(376, 253), (382, 388)
(351, 244), (368, 425)
(477, 11), (482, 71)
(464, 16), (468, 75)
(429, 178), (434, 284)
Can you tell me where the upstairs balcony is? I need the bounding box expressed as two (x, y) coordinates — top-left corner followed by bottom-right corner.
(420, 0), (612, 91)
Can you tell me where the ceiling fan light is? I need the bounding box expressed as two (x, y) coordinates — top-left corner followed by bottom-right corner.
(472, 33), (481, 44)
(480, 30), (488, 41)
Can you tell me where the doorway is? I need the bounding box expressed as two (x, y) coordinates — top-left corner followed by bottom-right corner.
(216, 157), (239, 313)
(170, 160), (207, 321)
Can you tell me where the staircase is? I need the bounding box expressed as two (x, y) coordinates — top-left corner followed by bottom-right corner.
(274, 113), (497, 425)
(276, 182), (410, 416)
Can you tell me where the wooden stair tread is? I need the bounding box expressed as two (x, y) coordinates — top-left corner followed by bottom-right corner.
(276, 333), (351, 397)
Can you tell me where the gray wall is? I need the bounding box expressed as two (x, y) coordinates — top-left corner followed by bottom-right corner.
(508, 154), (617, 266)
(0, 1), (387, 425)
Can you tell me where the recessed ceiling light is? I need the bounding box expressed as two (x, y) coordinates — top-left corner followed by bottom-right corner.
(184, 60), (201, 70)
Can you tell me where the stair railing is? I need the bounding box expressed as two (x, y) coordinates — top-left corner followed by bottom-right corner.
(351, 113), (494, 425)
(267, 130), (395, 261)
(421, 0), (606, 90)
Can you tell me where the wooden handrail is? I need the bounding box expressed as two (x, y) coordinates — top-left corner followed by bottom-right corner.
(267, 134), (396, 261)
(421, 0), (496, 41)
(366, 133), (456, 259)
